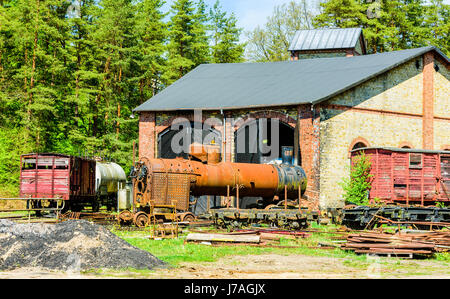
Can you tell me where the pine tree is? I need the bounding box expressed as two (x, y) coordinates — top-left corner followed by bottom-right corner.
(0, 2), (6, 82)
(209, 0), (245, 63)
(63, 0), (98, 154)
(0, 0), (248, 195)
(314, 0), (450, 55)
(2, 0), (71, 150)
(132, 0), (168, 102)
(165, 0), (211, 83)
(88, 0), (137, 164)
(422, 0), (449, 55)
(191, 0), (211, 66)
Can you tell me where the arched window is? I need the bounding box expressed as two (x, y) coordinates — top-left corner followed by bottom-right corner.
(399, 142), (413, 149)
(352, 142), (367, 151)
(157, 121), (222, 159)
(348, 138), (370, 157)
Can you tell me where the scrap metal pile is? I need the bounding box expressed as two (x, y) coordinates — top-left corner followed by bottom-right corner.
(341, 230), (450, 258)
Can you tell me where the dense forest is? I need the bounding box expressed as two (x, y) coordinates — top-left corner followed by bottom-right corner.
(0, 0), (245, 195)
(0, 0), (448, 195)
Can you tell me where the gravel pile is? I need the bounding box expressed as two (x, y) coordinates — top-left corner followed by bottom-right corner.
(0, 219), (167, 271)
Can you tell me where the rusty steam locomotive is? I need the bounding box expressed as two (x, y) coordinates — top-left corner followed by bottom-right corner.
(121, 144), (316, 229)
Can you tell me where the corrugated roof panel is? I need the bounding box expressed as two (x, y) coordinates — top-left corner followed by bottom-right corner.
(309, 30), (323, 50)
(288, 28), (363, 51)
(134, 47), (448, 112)
(324, 30), (338, 49)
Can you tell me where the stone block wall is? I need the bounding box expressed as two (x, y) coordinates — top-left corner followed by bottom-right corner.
(434, 59), (450, 150)
(318, 53), (449, 209)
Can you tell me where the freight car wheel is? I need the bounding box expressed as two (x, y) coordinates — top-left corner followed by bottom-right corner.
(91, 199), (100, 213)
(134, 212), (149, 228)
(182, 213), (195, 223)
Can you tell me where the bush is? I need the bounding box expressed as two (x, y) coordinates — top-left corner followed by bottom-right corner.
(0, 128), (34, 197)
(340, 152), (374, 206)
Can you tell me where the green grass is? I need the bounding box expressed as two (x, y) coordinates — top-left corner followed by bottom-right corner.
(111, 224), (366, 267)
(0, 211), (30, 217)
(98, 224), (450, 278)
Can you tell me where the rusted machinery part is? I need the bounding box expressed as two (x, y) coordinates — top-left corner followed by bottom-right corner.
(189, 143), (221, 164)
(133, 158), (153, 208)
(264, 205), (277, 210)
(134, 212), (150, 228)
(134, 177), (147, 194)
(61, 211), (81, 220)
(134, 191), (145, 206)
(118, 210), (134, 223)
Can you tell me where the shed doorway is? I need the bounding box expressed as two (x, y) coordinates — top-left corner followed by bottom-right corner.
(234, 118), (298, 209)
(158, 121), (222, 159)
(158, 121), (222, 216)
(234, 118), (298, 165)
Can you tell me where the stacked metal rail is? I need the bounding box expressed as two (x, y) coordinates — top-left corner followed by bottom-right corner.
(341, 231), (450, 258)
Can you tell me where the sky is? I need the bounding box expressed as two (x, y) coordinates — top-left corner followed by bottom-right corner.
(163, 0), (450, 37)
(163, 0), (322, 34)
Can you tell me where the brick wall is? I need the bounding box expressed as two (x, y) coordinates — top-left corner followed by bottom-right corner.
(423, 52), (435, 149)
(434, 59), (450, 150)
(298, 105), (320, 202)
(138, 112), (155, 159)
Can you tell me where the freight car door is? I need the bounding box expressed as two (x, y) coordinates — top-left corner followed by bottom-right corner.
(20, 156), (37, 198)
(54, 157), (70, 200)
(35, 156), (55, 199)
(441, 155), (450, 200)
(80, 159), (94, 196)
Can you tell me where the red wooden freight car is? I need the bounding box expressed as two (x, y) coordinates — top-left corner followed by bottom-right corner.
(350, 147), (450, 206)
(20, 153), (96, 210)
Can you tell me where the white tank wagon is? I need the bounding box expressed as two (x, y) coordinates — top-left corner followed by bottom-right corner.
(95, 162), (131, 211)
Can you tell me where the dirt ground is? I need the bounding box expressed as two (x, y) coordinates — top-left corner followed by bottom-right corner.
(1, 253), (449, 279)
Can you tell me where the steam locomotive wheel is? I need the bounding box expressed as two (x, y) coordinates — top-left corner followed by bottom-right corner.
(134, 212), (149, 228)
(118, 210), (134, 225)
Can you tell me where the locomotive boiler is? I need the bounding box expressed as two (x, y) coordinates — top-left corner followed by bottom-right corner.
(126, 144), (310, 227)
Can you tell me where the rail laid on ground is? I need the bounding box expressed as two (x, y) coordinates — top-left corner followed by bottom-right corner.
(342, 206), (450, 230)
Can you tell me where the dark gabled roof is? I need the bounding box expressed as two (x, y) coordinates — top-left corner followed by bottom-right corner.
(288, 28), (364, 52)
(134, 46), (449, 112)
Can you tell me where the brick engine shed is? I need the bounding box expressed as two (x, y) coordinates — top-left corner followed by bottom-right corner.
(134, 29), (450, 210)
